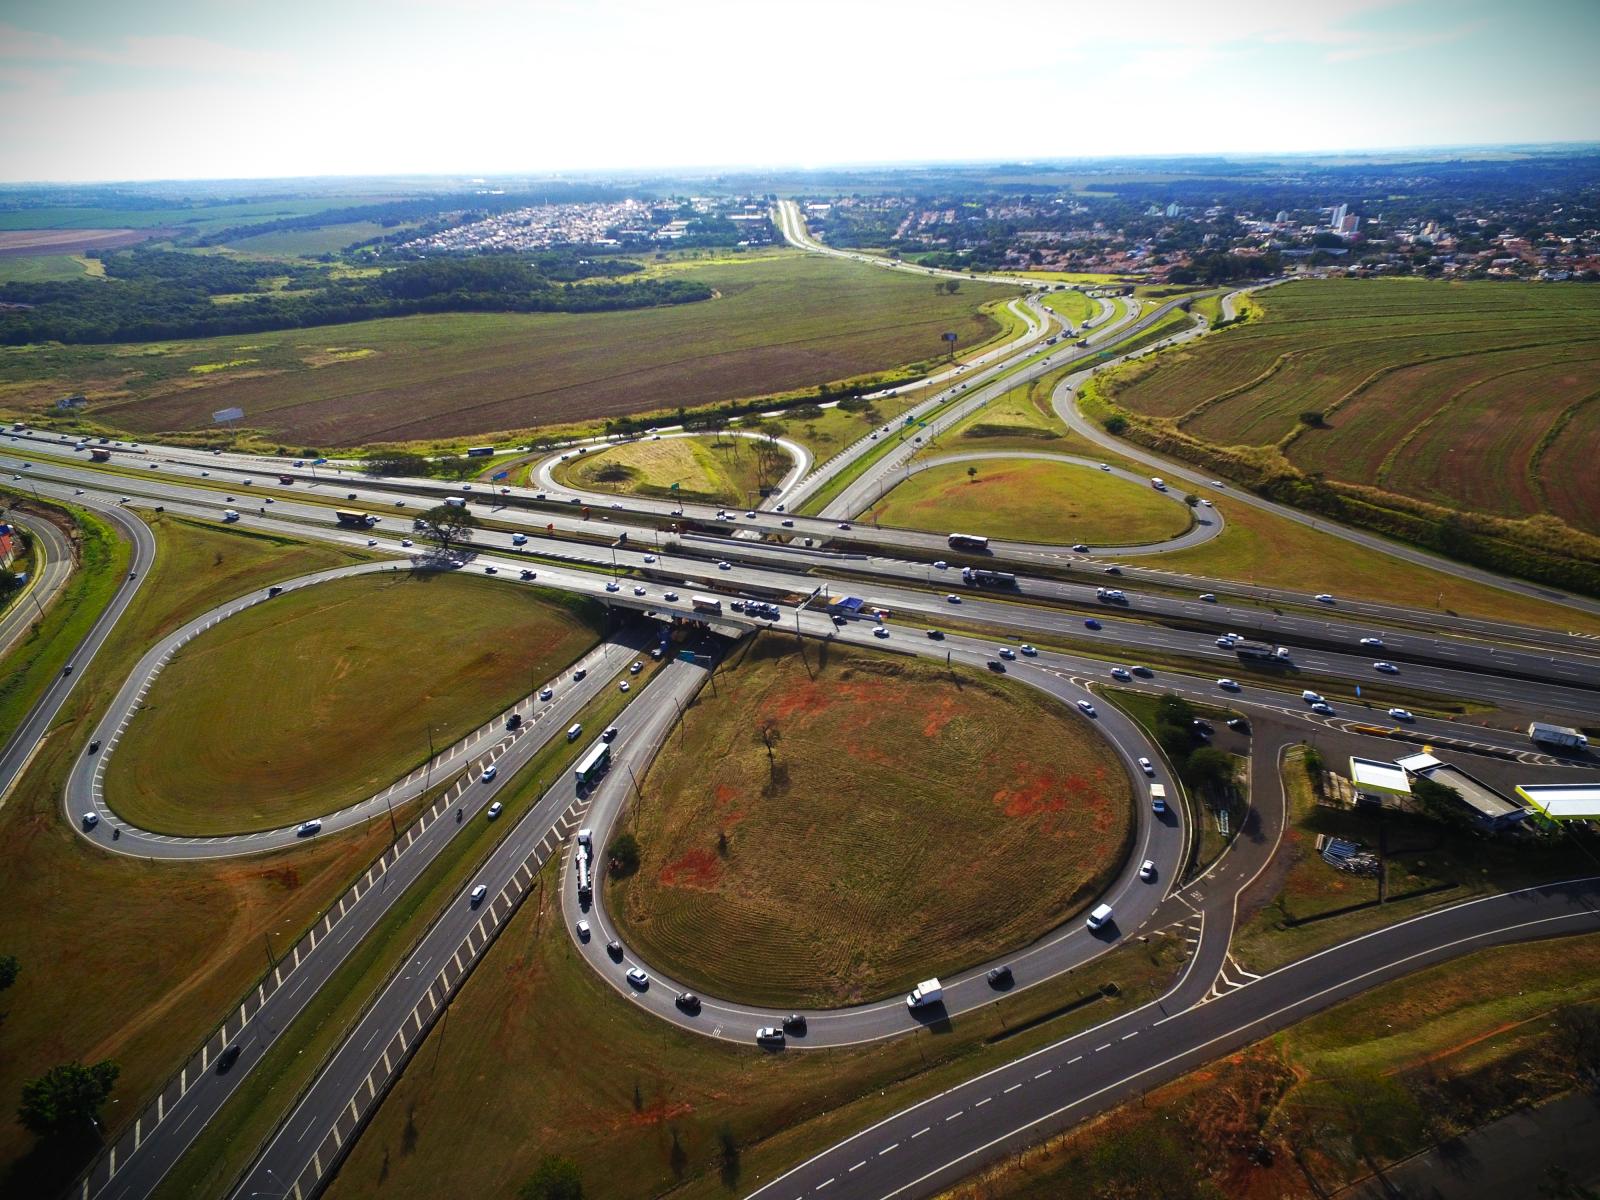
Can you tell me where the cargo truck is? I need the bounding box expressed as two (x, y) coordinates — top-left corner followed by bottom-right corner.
(334, 510), (375, 527)
(961, 567), (1018, 589)
(1529, 722), (1589, 751)
(90, 449), (111, 463)
(1235, 640), (1292, 662)
(1150, 783), (1167, 813)
(906, 978), (943, 1009)
(691, 594), (722, 614)
(277, 474), (294, 485)
(222, 509), (240, 522)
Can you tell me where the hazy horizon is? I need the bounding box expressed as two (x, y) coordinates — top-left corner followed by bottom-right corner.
(3, 0), (1599, 185)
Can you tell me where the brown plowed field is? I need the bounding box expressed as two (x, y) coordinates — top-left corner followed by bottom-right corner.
(1108, 279), (1600, 535)
(4, 254), (1013, 446)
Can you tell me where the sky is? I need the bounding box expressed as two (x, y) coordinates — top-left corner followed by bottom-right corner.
(2, 0), (1598, 183)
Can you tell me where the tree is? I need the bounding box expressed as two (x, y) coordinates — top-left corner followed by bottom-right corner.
(966, 466), (978, 483)
(1102, 414), (1128, 435)
(1182, 745), (1235, 791)
(18, 1060), (119, 1139)
(607, 832), (640, 878)
(943, 278), (960, 294)
(413, 503), (479, 558)
(432, 455), (477, 481)
(0, 953), (16, 991)
(519, 1154), (583, 1200)
(1184, 493), (1200, 507)
(363, 451), (429, 477)
(1297, 410), (1327, 427)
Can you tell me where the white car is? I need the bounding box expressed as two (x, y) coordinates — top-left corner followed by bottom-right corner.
(81, 811), (99, 829)
(1199, 593), (1216, 603)
(946, 594), (961, 604)
(487, 801), (503, 819)
(643, 554), (657, 563)
(998, 647), (1016, 660)
(296, 819), (322, 836)
(1310, 701), (1334, 715)
(1110, 667), (1131, 681)
(619, 680), (630, 692)
(367, 538), (378, 547)
(74, 488), (84, 495)
(633, 585), (646, 596)
(1098, 462), (1110, 471)
(626, 967), (649, 989)
(1019, 644), (1037, 656)
(1214, 636), (1234, 648)
(481, 764), (498, 781)
(1139, 859), (1156, 882)
(576, 920), (591, 941)
(932, 560), (948, 570)
(1360, 637), (1384, 648)
(1373, 661), (1398, 673)
(755, 1026), (785, 1045)
(1314, 593), (1335, 604)
(717, 561), (731, 570)
(1217, 678), (1240, 691)
(1137, 757), (1155, 776)
(663, 591), (679, 602)
(469, 884), (488, 907)
(401, 538), (414, 547)
(605, 581), (620, 592)
(1387, 707), (1415, 722)
(629, 661), (643, 674)
(1076, 700), (1097, 717)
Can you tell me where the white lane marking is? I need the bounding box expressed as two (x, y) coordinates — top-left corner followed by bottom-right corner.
(1068, 1055), (1083, 1064)
(849, 1161), (865, 1172)
(911, 1127), (929, 1139)
(1004, 1083), (1021, 1094)
(1034, 1070), (1052, 1079)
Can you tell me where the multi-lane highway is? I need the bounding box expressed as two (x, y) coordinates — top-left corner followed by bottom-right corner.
(4, 204), (1597, 1200)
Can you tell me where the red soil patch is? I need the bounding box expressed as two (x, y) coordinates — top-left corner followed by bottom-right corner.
(657, 848), (723, 890)
(993, 768), (1097, 819)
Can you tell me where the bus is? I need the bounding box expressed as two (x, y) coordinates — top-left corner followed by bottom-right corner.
(465, 445), (496, 458)
(947, 532), (989, 552)
(574, 741), (611, 787)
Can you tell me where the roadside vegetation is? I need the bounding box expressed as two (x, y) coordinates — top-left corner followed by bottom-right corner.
(1089, 278), (1600, 593)
(106, 572), (600, 834)
(550, 433), (792, 507)
(0, 515), (398, 1195)
(612, 633), (1133, 1006)
(864, 457), (1191, 545)
(0, 496), (125, 748)
(938, 933), (1600, 1200)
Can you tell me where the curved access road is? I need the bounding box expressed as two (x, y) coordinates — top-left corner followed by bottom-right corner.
(880, 449), (1225, 556)
(558, 620), (1185, 1049)
(0, 508), (74, 657)
(0, 497), (154, 803)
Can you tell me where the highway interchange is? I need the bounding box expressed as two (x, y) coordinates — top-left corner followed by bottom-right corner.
(2, 206), (1598, 1200)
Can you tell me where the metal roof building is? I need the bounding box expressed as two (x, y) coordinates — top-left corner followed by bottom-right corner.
(1514, 782), (1600, 821)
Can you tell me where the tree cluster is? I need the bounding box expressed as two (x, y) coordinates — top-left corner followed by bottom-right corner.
(0, 251), (710, 345)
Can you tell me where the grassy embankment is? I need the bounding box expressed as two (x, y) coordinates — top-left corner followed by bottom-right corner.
(1091, 277), (1600, 592)
(0, 516), (408, 1194)
(613, 633), (1133, 1007)
(327, 862), (1192, 1200)
(938, 932), (1600, 1200)
(864, 457), (1191, 546)
(0, 255), (1015, 449)
(548, 434), (787, 507)
(106, 572), (601, 835)
(0, 496), (126, 747)
(1230, 746), (1596, 974)
(152, 653), (663, 1200)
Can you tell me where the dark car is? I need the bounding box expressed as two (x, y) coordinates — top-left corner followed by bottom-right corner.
(986, 660), (1006, 672)
(216, 1043), (241, 1073)
(506, 713), (523, 731)
(782, 1013), (807, 1035)
(676, 992), (702, 1014)
(606, 939), (624, 961)
(926, 629), (944, 640)
(346, 492), (357, 500)
(987, 965), (1013, 988)
(87, 739), (100, 754)
(1084, 618), (1101, 630)
(1226, 717), (1251, 733)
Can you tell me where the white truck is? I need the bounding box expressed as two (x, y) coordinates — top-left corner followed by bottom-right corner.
(511, 532), (528, 546)
(1150, 783), (1167, 814)
(906, 978), (943, 1009)
(222, 509), (240, 522)
(1528, 722), (1589, 751)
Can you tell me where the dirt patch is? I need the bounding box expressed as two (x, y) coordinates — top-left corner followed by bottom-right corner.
(0, 229), (159, 256)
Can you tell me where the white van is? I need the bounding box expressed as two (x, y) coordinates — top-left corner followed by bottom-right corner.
(1087, 903), (1114, 930)
(566, 723), (582, 742)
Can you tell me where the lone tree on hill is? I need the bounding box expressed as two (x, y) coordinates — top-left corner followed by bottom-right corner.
(413, 503), (479, 559)
(18, 1060), (120, 1140)
(519, 1155), (584, 1200)
(967, 465), (979, 483)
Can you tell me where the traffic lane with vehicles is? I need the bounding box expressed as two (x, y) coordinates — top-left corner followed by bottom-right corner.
(0, 508), (75, 657)
(13, 456), (1599, 727)
(561, 615), (1186, 1048)
(0, 497), (154, 800)
(78, 637), (656, 1200)
(230, 658), (709, 1200)
(23, 435), (1592, 677)
(745, 875), (1600, 1200)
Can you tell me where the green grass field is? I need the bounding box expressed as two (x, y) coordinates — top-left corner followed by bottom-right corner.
(0, 253), (98, 283)
(1105, 279), (1600, 537)
(105, 572), (601, 834)
(613, 633), (1132, 1006)
(0, 255), (1016, 448)
(218, 221), (401, 258)
(866, 457), (1191, 546)
(0, 516), (405, 1193)
(1038, 289), (1097, 327)
(549, 434), (789, 506)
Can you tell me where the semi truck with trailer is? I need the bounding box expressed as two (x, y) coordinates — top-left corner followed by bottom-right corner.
(1529, 722), (1589, 751)
(334, 510), (376, 528)
(90, 448), (111, 463)
(961, 567), (1018, 589)
(1234, 640), (1292, 663)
